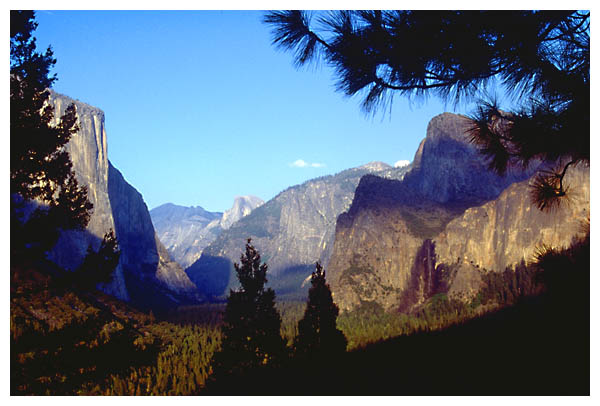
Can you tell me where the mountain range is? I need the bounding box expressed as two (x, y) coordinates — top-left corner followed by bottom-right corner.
(150, 196), (264, 269)
(185, 161), (411, 300)
(46, 93), (589, 314)
(183, 112), (589, 308)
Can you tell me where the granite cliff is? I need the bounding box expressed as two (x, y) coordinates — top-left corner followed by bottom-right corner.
(220, 195), (264, 230)
(150, 196), (263, 269)
(186, 162), (410, 300)
(46, 92), (197, 309)
(46, 92), (129, 300)
(327, 113), (589, 312)
(150, 204), (223, 269)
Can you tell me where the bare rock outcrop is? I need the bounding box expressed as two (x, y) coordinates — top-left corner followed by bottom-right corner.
(220, 195), (264, 230)
(150, 204), (223, 269)
(435, 164), (589, 300)
(46, 92), (128, 300)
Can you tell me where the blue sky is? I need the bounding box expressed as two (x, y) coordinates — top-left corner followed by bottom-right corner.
(34, 10), (477, 212)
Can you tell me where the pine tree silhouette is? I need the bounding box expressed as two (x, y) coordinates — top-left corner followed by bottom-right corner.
(211, 239), (286, 378)
(294, 262), (347, 358)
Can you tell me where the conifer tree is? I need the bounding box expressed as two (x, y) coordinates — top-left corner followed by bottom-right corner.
(294, 262), (347, 358)
(10, 10), (93, 259)
(212, 239), (286, 377)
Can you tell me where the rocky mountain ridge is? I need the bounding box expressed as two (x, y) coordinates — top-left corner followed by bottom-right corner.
(46, 92), (198, 309)
(150, 196), (264, 269)
(186, 162), (411, 300)
(326, 113), (589, 312)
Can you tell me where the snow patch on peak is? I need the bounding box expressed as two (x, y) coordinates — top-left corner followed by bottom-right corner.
(359, 161), (392, 172)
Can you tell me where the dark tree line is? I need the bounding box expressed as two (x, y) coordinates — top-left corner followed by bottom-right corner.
(264, 10), (589, 211)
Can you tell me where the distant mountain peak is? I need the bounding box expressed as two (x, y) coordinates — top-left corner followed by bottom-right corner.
(151, 195), (264, 269)
(233, 195), (264, 205)
(221, 195), (264, 230)
(358, 161), (392, 171)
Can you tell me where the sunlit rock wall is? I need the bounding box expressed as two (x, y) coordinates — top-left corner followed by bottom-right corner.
(327, 113), (589, 312)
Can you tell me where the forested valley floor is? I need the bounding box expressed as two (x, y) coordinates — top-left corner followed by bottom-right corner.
(11, 234), (589, 395)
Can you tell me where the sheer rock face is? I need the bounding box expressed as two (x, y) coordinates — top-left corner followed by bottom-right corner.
(220, 196), (264, 230)
(435, 164), (590, 287)
(47, 92), (196, 307)
(150, 196), (263, 269)
(186, 163), (410, 299)
(327, 113), (589, 312)
(404, 113), (529, 205)
(151, 204), (224, 269)
(107, 163), (197, 297)
(46, 92), (128, 301)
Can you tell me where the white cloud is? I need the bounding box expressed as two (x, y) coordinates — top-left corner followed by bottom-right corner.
(290, 159), (308, 168)
(394, 160), (410, 168)
(290, 159), (326, 168)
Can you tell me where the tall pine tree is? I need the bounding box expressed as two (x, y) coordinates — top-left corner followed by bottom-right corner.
(294, 262), (347, 358)
(211, 239), (286, 378)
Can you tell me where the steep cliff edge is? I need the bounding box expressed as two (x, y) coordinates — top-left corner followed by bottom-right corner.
(435, 164), (589, 300)
(327, 113), (589, 312)
(47, 92), (197, 309)
(108, 163), (198, 304)
(46, 92), (128, 300)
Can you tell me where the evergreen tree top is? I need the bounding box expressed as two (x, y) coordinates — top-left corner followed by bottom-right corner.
(234, 238), (269, 296)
